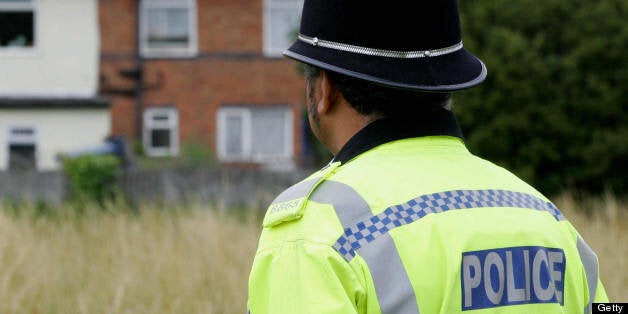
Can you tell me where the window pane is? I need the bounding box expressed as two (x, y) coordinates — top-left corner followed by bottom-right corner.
(144, 108), (178, 156)
(151, 129), (171, 148)
(251, 108), (286, 156)
(9, 144), (35, 171)
(0, 11), (34, 47)
(147, 8), (189, 48)
(269, 6), (299, 52)
(225, 116), (243, 155)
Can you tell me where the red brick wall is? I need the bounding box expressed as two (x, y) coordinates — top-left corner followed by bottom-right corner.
(198, 0), (262, 52)
(99, 0), (306, 164)
(99, 0), (136, 54)
(141, 59), (305, 151)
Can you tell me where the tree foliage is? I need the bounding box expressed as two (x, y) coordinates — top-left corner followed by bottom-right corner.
(455, 0), (628, 195)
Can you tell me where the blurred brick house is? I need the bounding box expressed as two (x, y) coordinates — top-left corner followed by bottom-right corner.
(99, 0), (307, 170)
(0, 0), (109, 172)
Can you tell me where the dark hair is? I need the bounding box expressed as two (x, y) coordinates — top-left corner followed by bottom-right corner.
(302, 63), (452, 118)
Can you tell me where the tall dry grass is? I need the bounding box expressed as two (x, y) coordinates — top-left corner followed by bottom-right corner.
(0, 193), (625, 313)
(0, 202), (261, 314)
(554, 192), (628, 302)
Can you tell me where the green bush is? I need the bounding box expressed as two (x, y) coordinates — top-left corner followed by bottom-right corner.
(180, 141), (218, 166)
(63, 155), (121, 204)
(456, 0), (628, 195)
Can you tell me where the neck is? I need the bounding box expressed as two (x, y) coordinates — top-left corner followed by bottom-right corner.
(324, 110), (382, 155)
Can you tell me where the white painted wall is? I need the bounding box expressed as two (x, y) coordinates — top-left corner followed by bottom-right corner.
(0, 0), (99, 97)
(0, 109), (110, 171)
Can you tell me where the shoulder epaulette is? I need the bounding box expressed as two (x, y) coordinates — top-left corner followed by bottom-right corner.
(263, 162), (340, 227)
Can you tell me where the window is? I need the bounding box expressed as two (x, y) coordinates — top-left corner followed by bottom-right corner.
(140, 0), (197, 58)
(0, 0), (36, 51)
(263, 0), (303, 57)
(217, 106), (293, 164)
(7, 126), (37, 171)
(143, 107), (179, 156)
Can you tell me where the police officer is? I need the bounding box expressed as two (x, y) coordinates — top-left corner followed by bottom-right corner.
(247, 0), (608, 313)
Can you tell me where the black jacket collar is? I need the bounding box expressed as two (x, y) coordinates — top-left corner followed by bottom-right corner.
(332, 108), (464, 164)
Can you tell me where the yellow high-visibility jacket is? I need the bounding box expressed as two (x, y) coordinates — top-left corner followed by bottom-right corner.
(247, 114), (608, 314)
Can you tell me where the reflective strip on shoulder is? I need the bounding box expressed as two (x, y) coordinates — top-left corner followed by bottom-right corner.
(309, 180), (373, 227)
(334, 189), (564, 261)
(263, 162), (340, 227)
(270, 178), (319, 205)
(309, 180), (420, 314)
(577, 236), (598, 314)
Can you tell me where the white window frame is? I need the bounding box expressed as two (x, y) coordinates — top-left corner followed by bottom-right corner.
(6, 125), (38, 170)
(217, 107), (251, 161)
(143, 107), (179, 157)
(139, 0), (198, 58)
(263, 0), (303, 57)
(0, 0), (38, 56)
(217, 106), (293, 163)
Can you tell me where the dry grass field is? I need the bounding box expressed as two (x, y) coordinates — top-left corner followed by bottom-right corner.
(0, 202), (261, 314)
(554, 192), (628, 302)
(0, 193), (625, 313)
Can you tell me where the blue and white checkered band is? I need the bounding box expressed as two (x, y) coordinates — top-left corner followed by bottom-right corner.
(333, 189), (565, 261)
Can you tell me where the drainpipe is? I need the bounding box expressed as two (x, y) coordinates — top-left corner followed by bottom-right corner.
(135, 0), (144, 143)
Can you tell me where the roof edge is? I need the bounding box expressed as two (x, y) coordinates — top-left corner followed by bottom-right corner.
(0, 96), (110, 109)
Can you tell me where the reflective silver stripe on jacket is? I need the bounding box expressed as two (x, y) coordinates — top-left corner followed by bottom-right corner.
(577, 237), (599, 314)
(359, 233), (420, 314)
(309, 180), (372, 227)
(310, 180), (420, 314)
(269, 178), (319, 205)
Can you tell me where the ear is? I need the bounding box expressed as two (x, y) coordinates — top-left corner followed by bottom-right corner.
(317, 70), (340, 115)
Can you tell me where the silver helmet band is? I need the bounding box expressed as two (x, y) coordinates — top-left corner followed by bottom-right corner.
(297, 34), (463, 59)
